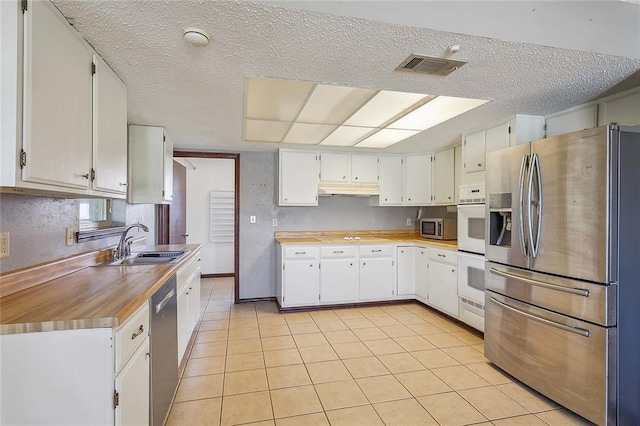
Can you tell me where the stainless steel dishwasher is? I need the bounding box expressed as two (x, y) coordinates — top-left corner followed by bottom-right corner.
(150, 275), (178, 426)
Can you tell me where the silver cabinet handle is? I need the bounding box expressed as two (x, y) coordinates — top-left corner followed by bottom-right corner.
(519, 155), (529, 257)
(80, 173), (90, 179)
(372, 249), (382, 253)
(131, 325), (144, 340)
(489, 267), (589, 297)
(333, 250), (344, 254)
(119, 182), (128, 186)
(490, 297), (590, 337)
(437, 253), (446, 258)
(294, 251), (306, 255)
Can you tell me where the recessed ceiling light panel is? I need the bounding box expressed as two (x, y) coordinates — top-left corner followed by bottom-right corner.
(246, 78), (314, 122)
(297, 85), (376, 125)
(244, 119), (290, 142)
(355, 129), (420, 149)
(344, 90), (428, 128)
(320, 126), (376, 146)
(389, 96), (489, 131)
(283, 123), (338, 144)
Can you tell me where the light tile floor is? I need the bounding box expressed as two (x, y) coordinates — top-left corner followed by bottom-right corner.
(166, 278), (593, 426)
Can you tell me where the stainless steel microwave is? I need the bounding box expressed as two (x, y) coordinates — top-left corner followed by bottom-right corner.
(420, 218), (457, 240)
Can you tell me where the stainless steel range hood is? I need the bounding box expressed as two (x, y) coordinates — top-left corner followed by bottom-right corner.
(317, 183), (379, 197)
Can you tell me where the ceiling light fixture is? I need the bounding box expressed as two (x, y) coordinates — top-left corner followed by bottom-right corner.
(244, 78), (489, 148)
(183, 28), (209, 46)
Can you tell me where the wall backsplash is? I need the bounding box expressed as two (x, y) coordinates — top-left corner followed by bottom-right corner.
(0, 193), (156, 273)
(238, 151), (446, 300)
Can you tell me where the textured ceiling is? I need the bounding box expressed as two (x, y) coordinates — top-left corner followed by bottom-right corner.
(52, 0), (640, 154)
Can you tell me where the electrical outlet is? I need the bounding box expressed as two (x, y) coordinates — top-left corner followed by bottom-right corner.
(250, 215), (257, 224)
(65, 227), (75, 246)
(406, 218), (412, 226)
(272, 218), (278, 227)
(0, 232), (9, 258)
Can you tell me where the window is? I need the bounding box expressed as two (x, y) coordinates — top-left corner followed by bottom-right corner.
(77, 199), (126, 242)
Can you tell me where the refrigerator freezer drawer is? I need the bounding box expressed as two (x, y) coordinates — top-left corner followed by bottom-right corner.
(486, 262), (616, 327)
(485, 291), (615, 426)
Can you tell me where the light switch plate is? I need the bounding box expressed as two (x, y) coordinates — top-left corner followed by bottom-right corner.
(406, 218), (412, 226)
(272, 218), (278, 227)
(65, 228), (75, 246)
(250, 215), (257, 224)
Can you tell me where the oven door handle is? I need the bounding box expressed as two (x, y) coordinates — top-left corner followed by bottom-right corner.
(489, 267), (590, 297)
(490, 297), (590, 337)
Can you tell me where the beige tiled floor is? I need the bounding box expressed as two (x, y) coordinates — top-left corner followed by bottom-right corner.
(167, 278), (592, 426)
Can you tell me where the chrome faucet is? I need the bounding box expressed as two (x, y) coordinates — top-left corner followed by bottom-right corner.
(114, 223), (149, 261)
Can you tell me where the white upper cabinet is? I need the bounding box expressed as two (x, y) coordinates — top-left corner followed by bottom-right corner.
(597, 89), (640, 127)
(463, 130), (485, 173)
(279, 150), (319, 206)
(128, 125), (173, 204)
(379, 155), (404, 205)
(485, 122), (510, 153)
(92, 55), (128, 195)
(404, 153), (432, 205)
(319, 152), (349, 183)
(546, 104), (598, 138)
(22, 0), (93, 190)
(319, 152), (378, 184)
(350, 153), (379, 183)
(454, 145), (462, 204)
(433, 148), (455, 204)
(1, 0), (127, 198)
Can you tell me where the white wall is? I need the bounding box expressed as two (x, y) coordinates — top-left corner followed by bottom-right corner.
(180, 158), (235, 274)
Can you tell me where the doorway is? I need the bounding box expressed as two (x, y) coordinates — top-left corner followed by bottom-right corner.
(158, 151), (240, 304)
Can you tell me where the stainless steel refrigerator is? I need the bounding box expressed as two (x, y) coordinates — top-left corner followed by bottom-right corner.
(484, 125), (640, 425)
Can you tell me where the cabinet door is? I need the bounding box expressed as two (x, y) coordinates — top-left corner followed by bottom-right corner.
(320, 152), (349, 183)
(115, 338), (150, 426)
(454, 145), (462, 204)
(463, 130), (485, 173)
(176, 285), (190, 364)
(415, 249), (428, 300)
(279, 150), (319, 206)
(320, 259), (358, 303)
(92, 55), (127, 196)
(598, 90), (640, 126)
(22, 0), (93, 189)
(379, 156), (403, 205)
(434, 149), (454, 204)
(428, 262), (458, 317)
(359, 258), (394, 300)
(283, 261), (319, 306)
(351, 154), (379, 183)
(128, 125), (166, 204)
(188, 266), (202, 332)
(163, 133), (174, 203)
(396, 247), (415, 296)
(404, 154), (433, 205)
(485, 122), (510, 154)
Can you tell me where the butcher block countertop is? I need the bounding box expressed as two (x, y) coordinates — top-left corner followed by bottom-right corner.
(0, 244), (201, 335)
(275, 230), (457, 250)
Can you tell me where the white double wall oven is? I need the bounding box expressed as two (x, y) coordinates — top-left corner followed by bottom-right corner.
(456, 184), (486, 331)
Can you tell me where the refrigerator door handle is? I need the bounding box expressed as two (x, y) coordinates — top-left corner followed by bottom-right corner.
(526, 153), (537, 258)
(489, 296), (591, 337)
(532, 153), (542, 257)
(518, 155), (530, 257)
(489, 266), (591, 297)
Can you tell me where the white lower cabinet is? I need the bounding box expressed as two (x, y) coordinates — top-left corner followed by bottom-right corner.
(279, 246), (320, 307)
(320, 246), (358, 304)
(396, 246), (416, 296)
(177, 250), (202, 364)
(115, 338), (150, 426)
(427, 248), (459, 317)
(0, 303), (151, 425)
(359, 245), (395, 301)
(415, 248), (428, 302)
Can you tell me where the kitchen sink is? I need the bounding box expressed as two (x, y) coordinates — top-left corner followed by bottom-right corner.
(95, 251), (188, 266)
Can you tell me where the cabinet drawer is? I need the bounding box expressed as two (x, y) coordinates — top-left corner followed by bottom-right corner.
(284, 246), (319, 260)
(320, 246), (357, 258)
(115, 302), (150, 372)
(176, 251), (200, 291)
(429, 248), (457, 265)
(359, 245), (394, 258)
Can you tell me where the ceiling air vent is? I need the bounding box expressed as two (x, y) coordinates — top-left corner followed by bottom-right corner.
(396, 54), (466, 76)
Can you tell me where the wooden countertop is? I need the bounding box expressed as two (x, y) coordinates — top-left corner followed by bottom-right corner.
(275, 231), (457, 250)
(0, 244), (201, 335)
